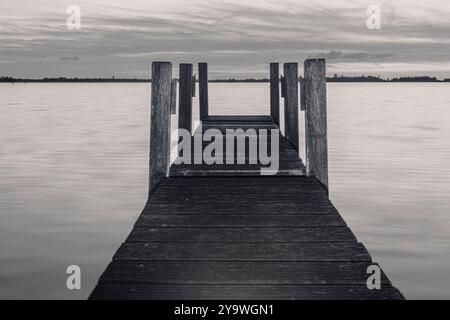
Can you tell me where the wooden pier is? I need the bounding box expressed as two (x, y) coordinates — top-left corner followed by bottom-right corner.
(89, 60), (403, 300)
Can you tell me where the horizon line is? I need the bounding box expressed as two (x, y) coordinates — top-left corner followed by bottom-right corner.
(1, 75), (450, 83)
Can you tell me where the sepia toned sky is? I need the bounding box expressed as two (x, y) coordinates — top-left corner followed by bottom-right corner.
(1, 0), (449, 78)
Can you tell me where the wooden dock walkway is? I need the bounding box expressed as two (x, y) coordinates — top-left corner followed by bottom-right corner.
(89, 61), (403, 300)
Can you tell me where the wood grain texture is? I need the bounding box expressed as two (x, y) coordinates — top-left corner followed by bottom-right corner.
(300, 76), (306, 111)
(142, 202), (338, 215)
(148, 193), (329, 203)
(91, 173), (403, 300)
(97, 261), (390, 285)
(126, 226), (357, 243)
(170, 78), (177, 114)
(304, 58), (328, 191)
(178, 63), (193, 134)
(135, 213), (346, 227)
(170, 117), (305, 176)
(202, 115), (274, 123)
(113, 242), (371, 261)
(155, 183), (326, 194)
(158, 176), (321, 186)
(283, 63), (299, 152)
(198, 63), (209, 119)
(149, 62), (172, 194)
(90, 284), (403, 300)
(270, 63), (280, 126)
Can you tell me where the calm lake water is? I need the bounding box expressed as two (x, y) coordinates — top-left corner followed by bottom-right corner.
(1, 82), (449, 299)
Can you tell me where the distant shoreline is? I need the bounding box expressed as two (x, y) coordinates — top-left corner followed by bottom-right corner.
(1, 76), (449, 83)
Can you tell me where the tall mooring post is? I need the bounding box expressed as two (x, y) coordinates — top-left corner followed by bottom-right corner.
(270, 63), (280, 126)
(283, 62), (299, 152)
(304, 58), (328, 191)
(178, 63), (194, 134)
(170, 79), (177, 114)
(149, 62), (172, 194)
(199, 62), (209, 120)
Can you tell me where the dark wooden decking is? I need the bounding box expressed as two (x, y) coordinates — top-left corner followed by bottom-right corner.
(170, 115), (305, 176)
(90, 116), (403, 300)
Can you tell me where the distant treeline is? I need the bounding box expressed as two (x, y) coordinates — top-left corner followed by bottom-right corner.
(209, 78), (268, 83)
(327, 75), (450, 82)
(1, 75), (450, 83)
(0, 76), (150, 83)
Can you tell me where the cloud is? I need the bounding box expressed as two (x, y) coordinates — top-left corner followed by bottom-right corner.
(309, 50), (396, 61)
(60, 56), (81, 61)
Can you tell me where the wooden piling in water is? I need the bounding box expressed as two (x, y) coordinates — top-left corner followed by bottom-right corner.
(178, 63), (193, 134)
(270, 63), (280, 126)
(149, 62), (172, 194)
(199, 63), (209, 120)
(304, 58), (328, 191)
(283, 62), (299, 152)
(299, 76), (306, 111)
(170, 79), (177, 114)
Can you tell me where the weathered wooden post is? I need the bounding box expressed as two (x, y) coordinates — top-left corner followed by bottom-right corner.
(170, 79), (177, 114)
(199, 62), (209, 120)
(299, 76), (306, 111)
(178, 63), (193, 134)
(283, 62), (299, 152)
(304, 58), (328, 191)
(270, 63), (280, 126)
(149, 62), (172, 194)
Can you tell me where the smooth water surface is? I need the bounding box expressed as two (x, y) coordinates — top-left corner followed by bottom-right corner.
(0, 82), (449, 299)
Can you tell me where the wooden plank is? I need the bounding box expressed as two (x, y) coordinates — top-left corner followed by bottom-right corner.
(202, 123), (276, 128)
(158, 176), (322, 186)
(143, 202), (338, 214)
(270, 63), (280, 126)
(170, 159), (304, 168)
(170, 166), (306, 177)
(283, 63), (299, 152)
(178, 63), (193, 134)
(198, 63), (208, 119)
(113, 242), (371, 261)
(126, 226), (356, 243)
(300, 76), (306, 111)
(169, 168), (305, 177)
(203, 115), (274, 123)
(149, 62), (172, 194)
(304, 58), (328, 191)
(177, 151), (301, 160)
(200, 125), (278, 133)
(183, 139), (298, 147)
(98, 261), (390, 285)
(170, 78), (177, 114)
(148, 192), (328, 203)
(202, 121), (275, 126)
(169, 164), (306, 177)
(135, 214), (346, 227)
(191, 75), (196, 97)
(90, 284), (404, 300)
(155, 183), (326, 194)
(169, 163), (304, 173)
(176, 154), (301, 163)
(169, 162), (305, 171)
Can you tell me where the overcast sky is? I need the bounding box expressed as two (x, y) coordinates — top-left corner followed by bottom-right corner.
(1, 0), (449, 78)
